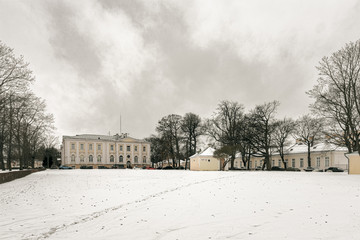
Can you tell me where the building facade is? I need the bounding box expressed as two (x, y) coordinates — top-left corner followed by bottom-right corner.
(233, 143), (348, 170)
(347, 152), (360, 174)
(61, 134), (151, 169)
(190, 147), (228, 171)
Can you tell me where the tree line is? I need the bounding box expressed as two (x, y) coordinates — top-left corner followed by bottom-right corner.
(148, 39), (360, 170)
(0, 41), (56, 171)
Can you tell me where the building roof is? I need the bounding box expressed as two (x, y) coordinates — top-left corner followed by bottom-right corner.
(346, 151), (359, 156)
(189, 147), (216, 158)
(63, 134), (148, 143)
(200, 147), (216, 156)
(282, 142), (347, 155)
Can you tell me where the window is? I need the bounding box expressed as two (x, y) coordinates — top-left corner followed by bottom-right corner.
(127, 155), (130, 159)
(71, 155), (75, 162)
(110, 155), (114, 162)
(89, 155), (93, 162)
(135, 146), (138, 152)
(143, 156), (146, 163)
(127, 146), (131, 151)
(71, 143), (75, 150)
(300, 158), (304, 168)
(80, 155), (84, 162)
(80, 144), (84, 150)
(120, 145), (123, 151)
(292, 159), (295, 168)
(134, 156), (138, 163)
(272, 160), (275, 166)
(97, 144), (101, 151)
(278, 160), (281, 167)
(316, 157), (320, 168)
(285, 159), (288, 167)
(325, 157), (329, 167)
(89, 144), (93, 150)
(97, 155), (101, 162)
(110, 145), (114, 151)
(119, 155), (123, 163)
(143, 146), (146, 152)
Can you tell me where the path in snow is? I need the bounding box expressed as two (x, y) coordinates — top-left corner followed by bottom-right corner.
(0, 170), (360, 240)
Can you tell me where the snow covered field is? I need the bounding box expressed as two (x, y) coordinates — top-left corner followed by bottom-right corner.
(0, 170), (360, 240)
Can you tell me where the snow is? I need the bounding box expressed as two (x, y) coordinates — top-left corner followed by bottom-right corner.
(283, 142), (347, 155)
(1, 170), (360, 240)
(199, 147), (216, 156)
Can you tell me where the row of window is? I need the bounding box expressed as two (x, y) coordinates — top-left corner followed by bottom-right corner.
(71, 143), (147, 152)
(70, 154), (147, 163)
(235, 157), (330, 168)
(271, 157), (330, 168)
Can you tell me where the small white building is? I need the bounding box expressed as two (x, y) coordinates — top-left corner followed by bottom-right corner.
(190, 147), (228, 171)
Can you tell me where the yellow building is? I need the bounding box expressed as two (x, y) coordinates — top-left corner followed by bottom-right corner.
(233, 143), (348, 171)
(190, 147), (228, 171)
(347, 152), (360, 174)
(61, 134), (151, 169)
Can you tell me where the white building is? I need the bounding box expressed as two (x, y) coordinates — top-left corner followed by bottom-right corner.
(233, 142), (348, 170)
(61, 134), (151, 169)
(190, 147), (228, 171)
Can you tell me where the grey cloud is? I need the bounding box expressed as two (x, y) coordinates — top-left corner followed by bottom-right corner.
(45, 2), (103, 81)
(1, 0), (360, 140)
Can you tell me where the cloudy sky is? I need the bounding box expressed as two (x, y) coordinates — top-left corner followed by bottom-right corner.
(0, 0), (360, 141)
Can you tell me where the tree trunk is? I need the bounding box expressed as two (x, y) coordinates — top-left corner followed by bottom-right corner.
(0, 143), (4, 170)
(0, 108), (5, 171)
(280, 155), (287, 169)
(230, 153), (235, 170)
(31, 156), (35, 168)
(265, 150), (271, 170)
(7, 94), (13, 171)
(307, 143), (311, 167)
(241, 152), (246, 169)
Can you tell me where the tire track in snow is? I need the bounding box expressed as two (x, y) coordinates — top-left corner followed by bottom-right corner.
(25, 174), (237, 240)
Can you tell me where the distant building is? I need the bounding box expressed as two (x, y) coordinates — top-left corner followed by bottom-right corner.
(61, 134), (151, 169)
(190, 147), (228, 171)
(233, 142), (348, 170)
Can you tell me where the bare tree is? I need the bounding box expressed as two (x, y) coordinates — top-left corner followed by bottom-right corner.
(246, 101), (279, 170)
(308, 39), (360, 153)
(273, 118), (295, 169)
(156, 114), (183, 167)
(181, 113), (203, 170)
(294, 114), (323, 168)
(145, 134), (170, 168)
(206, 100), (245, 170)
(0, 41), (55, 170)
(0, 41), (34, 97)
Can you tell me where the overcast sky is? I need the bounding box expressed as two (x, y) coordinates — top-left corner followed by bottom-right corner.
(0, 0), (360, 141)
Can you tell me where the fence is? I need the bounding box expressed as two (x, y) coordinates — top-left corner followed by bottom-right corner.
(0, 169), (45, 184)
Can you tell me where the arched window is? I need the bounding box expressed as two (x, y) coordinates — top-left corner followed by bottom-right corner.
(134, 156), (138, 163)
(143, 156), (146, 163)
(97, 155), (101, 162)
(89, 155), (93, 162)
(119, 155), (123, 163)
(110, 155), (114, 162)
(71, 155), (75, 162)
(80, 155), (84, 162)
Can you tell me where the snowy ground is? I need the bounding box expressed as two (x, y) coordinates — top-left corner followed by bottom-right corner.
(0, 170), (359, 240)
